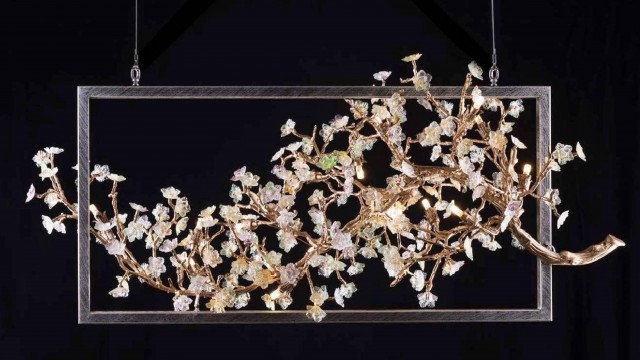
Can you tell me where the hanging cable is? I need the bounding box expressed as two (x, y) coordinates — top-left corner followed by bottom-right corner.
(130, 0), (141, 86)
(489, 0), (499, 86)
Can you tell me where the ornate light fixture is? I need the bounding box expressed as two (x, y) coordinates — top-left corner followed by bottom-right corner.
(26, 54), (625, 322)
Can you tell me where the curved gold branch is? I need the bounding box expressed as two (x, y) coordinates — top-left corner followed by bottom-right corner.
(510, 225), (625, 265)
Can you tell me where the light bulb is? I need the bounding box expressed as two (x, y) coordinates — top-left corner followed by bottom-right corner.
(523, 164), (532, 175)
(356, 164), (365, 180)
(421, 198), (431, 210)
(450, 203), (464, 217)
(270, 289), (281, 300)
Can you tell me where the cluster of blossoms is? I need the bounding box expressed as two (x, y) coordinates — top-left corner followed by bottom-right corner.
(27, 55), (624, 322)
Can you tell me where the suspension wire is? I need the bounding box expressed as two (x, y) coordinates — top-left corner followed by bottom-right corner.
(489, 0), (499, 86)
(130, 0), (141, 86)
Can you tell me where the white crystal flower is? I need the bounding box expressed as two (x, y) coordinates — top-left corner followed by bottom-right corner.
(32, 150), (50, 168)
(280, 119), (296, 137)
(507, 99), (524, 118)
(44, 147), (64, 154)
(159, 238), (178, 253)
(276, 209), (296, 228)
(440, 116), (456, 137)
(129, 203), (148, 212)
(511, 135), (527, 149)
(188, 275), (210, 293)
(418, 291), (438, 308)
(419, 121), (442, 146)
(373, 71), (392, 82)
(459, 156), (474, 174)
(552, 143), (575, 165)
(39, 166), (58, 180)
(329, 222), (353, 251)
(105, 240), (126, 256)
(387, 124), (405, 146)
(160, 186), (181, 199)
(306, 305), (326, 322)
(576, 142), (587, 161)
(271, 147), (285, 162)
(173, 294), (192, 311)
(44, 192), (59, 209)
(91, 165), (110, 182)
(402, 53), (422, 62)
(279, 263), (299, 285)
(147, 256), (167, 278)
(464, 237), (474, 260)
(41, 215), (56, 234)
(471, 86), (485, 108)
(557, 210), (569, 229)
(381, 246), (404, 277)
(468, 61), (483, 79)
(442, 259), (465, 276)
(109, 276), (129, 298)
(108, 173), (126, 182)
(410, 270), (426, 291)
(26, 184), (36, 202)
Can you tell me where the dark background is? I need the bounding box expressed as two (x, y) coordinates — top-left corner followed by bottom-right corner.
(1, 0), (637, 359)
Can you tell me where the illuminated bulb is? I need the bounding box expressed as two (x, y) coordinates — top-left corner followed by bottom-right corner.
(356, 164), (365, 180)
(270, 289), (281, 300)
(523, 164), (532, 175)
(450, 204), (464, 217)
(421, 198), (431, 210)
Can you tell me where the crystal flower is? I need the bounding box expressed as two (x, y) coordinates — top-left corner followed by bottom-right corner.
(557, 210), (570, 229)
(381, 246), (404, 277)
(402, 53), (422, 62)
(32, 150), (50, 168)
(440, 116), (456, 137)
(468, 61), (483, 80)
(306, 305), (327, 322)
(418, 292), (438, 308)
(159, 238), (178, 253)
(280, 119), (296, 137)
(442, 259), (465, 276)
(44, 147), (64, 154)
(419, 121), (442, 146)
(279, 263), (299, 285)
(413, 70), (432, 91)
(91, 165), (110, 182)
(39, 166), (58, 180)
(25, 184), (36, 203)
(188, 275), (210, 293)
(576, 142), (587, 161)
(173, 294), (192, 311)
(109, 276), (129, 298)
(507, 99), (525, 118)
(410, 270), (426, 291)
(329, 222), (353, 251)
(105, 240), (125, 256)
(373, 71), (392, 83)
(129, 203), (148, 212)
(147, 256), (167, 278)
(552, 143), (575, 165)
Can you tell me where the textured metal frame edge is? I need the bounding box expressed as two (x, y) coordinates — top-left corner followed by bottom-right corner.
(77, 86), (552, 324)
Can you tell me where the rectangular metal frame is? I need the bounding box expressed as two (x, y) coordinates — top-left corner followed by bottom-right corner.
(77, 86), (552, 323)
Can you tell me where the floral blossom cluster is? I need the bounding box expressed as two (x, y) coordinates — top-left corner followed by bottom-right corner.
(27, 54), (622, 322)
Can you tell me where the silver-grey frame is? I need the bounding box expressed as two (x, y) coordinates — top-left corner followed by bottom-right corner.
(77, 86), (552, 324)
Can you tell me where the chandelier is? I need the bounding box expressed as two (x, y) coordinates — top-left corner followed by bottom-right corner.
(26, 54), (625, 322)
